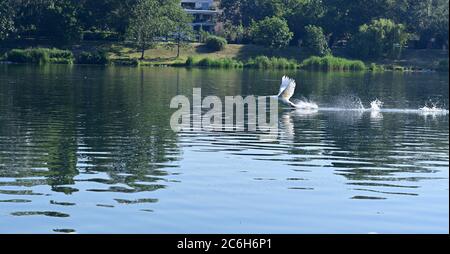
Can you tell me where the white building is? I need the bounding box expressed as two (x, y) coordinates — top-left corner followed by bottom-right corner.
(181, 0), (220, 33)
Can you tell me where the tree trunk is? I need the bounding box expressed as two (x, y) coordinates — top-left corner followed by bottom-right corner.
(177, 41), (180, 58)
(140, 47), (145, 60)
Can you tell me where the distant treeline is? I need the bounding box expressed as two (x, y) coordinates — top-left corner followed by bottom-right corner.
(0, 0), (448, 60)
(0, 0), (137, 44)
(221, 0), (449, 48)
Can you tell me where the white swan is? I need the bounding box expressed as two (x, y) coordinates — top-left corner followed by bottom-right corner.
(277, 76), (297, 107)
(276, 76), (318, 109)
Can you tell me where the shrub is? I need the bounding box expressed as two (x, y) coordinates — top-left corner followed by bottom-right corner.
(369, 63), (385, 72)
(247, 56), (271, 68)
(197, 58), (212, 66)
(6, 48), (74, 64)
(47, 49), (74, 60)
(186, 56), (195, 66)
(437, 59), (449, 72)
(205, 36), (227, 51)
(6, 49), (33, 63)
(249, 17), (293, 49)
(196, 57), (243, 68)
(182, 56), (298, 69)
(77, 51), (110, 65)
(246, 56), (298, 69)
(301, 56), (366, 71)
(349, 18), (409, 59)
(304, 25), (331, 56)
(198, 28), (211, 43)
(6, 49), (48, 64)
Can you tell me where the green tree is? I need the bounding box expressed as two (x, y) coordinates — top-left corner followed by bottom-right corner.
(409, 0), (448, 49)
(171, 7), (193, 58)
(249, 17), (293, 48)
(304, 25), (331, 56)
(222, 21), (245, 44)
(127, 0), (185, 59)
(284, 0), (326, 45)
(321, 0), (398, 45)
(220, 0), (286, 27)
(78, 0), (138, 36)
(0, 0), (15, 41)
(349, 18), (410, 59)
(13, 0), (82, 44)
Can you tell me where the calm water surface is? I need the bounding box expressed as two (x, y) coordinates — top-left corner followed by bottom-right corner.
(0, 65), (448, 233)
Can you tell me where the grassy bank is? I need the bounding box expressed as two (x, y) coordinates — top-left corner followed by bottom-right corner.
(1, 42), (448, 72)
(106, 42), (307, 65)
(105, 42), (448, 71)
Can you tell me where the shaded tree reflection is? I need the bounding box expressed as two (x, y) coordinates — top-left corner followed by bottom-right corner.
(0, 65), (187, 194)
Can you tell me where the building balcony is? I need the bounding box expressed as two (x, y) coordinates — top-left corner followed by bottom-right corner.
(184, 9), (218, 15)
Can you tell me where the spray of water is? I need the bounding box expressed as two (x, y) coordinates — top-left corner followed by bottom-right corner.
(370, 99), (384, 111)
(330, 95), (366, 111)
(292, 99), (319, 110)
(418, 102), (448, 113)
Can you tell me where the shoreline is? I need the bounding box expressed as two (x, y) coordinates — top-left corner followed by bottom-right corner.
(1, 43), (448, 72)
(0, 60), (446, 73)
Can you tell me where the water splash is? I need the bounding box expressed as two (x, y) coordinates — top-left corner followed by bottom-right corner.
(418, 107), (449, 118)
(370, 100), (384, 120)
(418, 104), (448, 113)
(332, 95), (366, 111)
(355, 98), (366, 111)
(370, 99), (384, 111)
(292, 99), (319, 110)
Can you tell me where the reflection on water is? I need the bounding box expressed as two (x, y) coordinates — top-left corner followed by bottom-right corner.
(0, 65), (448, 233)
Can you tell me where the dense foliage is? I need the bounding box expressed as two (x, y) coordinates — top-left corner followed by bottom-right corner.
(221, 0), (449, 51)
(249, 17), (293, 48)
(304, 25), (330, 56)
(0, 0), (15, 41)
(349, 19), (410, 59)
(77, 51), (110, 64)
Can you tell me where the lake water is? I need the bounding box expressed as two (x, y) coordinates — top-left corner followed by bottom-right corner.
(0, 65), (448, 234)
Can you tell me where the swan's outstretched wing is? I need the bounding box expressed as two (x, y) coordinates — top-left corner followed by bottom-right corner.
(277, 76), (290, 96)
(278, 76), (296, 101)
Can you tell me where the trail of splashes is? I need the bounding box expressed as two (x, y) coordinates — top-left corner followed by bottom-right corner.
(332, 95), (366, 111)
(418, 103), (449, 113)
(289, 95), (448, 115)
